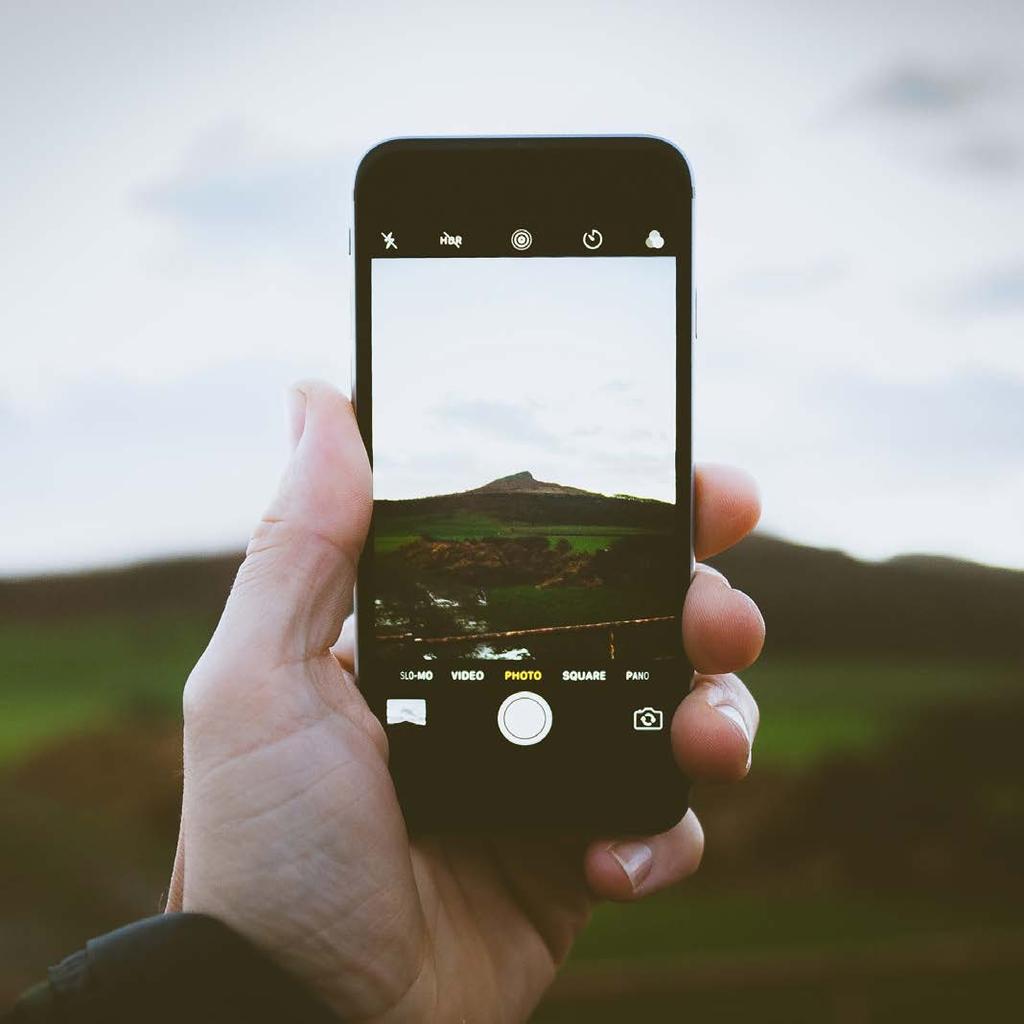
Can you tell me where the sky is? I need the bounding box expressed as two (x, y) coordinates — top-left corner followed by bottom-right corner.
(372, 257), (676, 501)
(1, 0), (1022, 573)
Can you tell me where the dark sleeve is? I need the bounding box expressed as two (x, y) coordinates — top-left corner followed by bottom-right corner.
(4, 913), (342, 1024)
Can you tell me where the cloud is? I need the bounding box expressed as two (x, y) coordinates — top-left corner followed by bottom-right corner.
(815, 368), (1024, 475)
(950, 137), (1022, 175)
(732, 260), (847, 300)
(949, 266), (1024, 315)
(852, 64), (1000, 116)
(0, 358), (302, 574)
(0, 359), (302, 466)
(136, 121), (352, 256)
(435, 401), (558, 447)
(835, 59), (1023, 181)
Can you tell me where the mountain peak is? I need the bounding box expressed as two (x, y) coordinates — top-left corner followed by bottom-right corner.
(468, 472), (594, 496)
(490, 471), (535, 487)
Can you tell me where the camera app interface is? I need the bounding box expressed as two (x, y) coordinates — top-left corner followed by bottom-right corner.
(371, 255), (683, 747)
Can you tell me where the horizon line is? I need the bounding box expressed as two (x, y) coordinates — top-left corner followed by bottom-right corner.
(2, 530), (1022, 583)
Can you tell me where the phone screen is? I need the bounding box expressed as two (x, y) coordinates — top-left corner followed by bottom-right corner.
(354, 138), (692, 831)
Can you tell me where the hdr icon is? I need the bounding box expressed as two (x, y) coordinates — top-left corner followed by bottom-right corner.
(440, 230), (462, 248)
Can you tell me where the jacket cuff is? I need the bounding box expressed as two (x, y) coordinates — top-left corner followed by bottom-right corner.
(10, 913), (341, 1024)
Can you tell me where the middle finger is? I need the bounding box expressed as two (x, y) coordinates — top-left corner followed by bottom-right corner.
(683, 564), (765, 674)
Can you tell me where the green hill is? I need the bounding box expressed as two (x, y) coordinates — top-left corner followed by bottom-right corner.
(712, 534), (1024, 664)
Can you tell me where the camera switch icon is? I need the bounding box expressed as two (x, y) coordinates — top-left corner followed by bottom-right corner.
(633, 706), (664, 731)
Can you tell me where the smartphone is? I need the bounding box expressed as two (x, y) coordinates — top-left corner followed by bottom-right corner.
(352, 137), (693, 833)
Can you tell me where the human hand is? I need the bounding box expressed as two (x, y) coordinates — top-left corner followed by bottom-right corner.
(167, 380), (764, 1022)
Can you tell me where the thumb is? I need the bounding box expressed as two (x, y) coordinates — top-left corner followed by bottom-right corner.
(213, 380), (371, 666)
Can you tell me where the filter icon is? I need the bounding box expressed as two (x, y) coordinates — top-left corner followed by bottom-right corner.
(645, 229), (665, 250)
(510, 228), (533, 251)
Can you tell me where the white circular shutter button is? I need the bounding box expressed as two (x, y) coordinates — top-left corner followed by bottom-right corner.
(497, 691), (553, 746)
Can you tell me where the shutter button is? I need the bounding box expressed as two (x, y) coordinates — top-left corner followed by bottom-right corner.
(497, 691), (553, 746)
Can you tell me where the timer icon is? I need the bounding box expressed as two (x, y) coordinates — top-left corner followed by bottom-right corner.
(582, 228), (603, 250)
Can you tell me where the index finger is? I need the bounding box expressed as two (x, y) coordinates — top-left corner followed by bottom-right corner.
(695, 464), (761, 560)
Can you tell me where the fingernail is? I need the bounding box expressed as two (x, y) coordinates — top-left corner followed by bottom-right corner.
(288, 386), (308, 449)
(712, 702), (753, 769)
(608, 840), (653, 892)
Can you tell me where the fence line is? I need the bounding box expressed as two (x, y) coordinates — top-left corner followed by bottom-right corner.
(376, 615), (674, 659)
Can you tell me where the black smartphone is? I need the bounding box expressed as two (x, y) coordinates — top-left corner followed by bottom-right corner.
(352, 136), (693, 833)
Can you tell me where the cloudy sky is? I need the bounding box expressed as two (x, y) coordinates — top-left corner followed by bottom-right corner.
(373, 257), (676, 501)
(2, 0), (1022, 573)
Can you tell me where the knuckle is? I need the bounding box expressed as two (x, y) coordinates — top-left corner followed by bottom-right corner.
(181, 666), (209, 724)
(693, 562), (729, 585)
(181, 646), (248, 725)
(181, 649), (222, 723)
(242, 516), (291, 567)
(245, 515), (363, 588)
(692, 561), (733, 593)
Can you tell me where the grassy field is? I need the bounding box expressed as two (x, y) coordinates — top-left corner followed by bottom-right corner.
(3, 626), (1020, 1014)
(373, 510), (504, 552)
(2, 543), (1021, 1016)
(374, 510), (658, 555)
(572, 887), (1022, 962)
(500, 524), (655, 554)
(0, 610), (210, 761)
(540, 886), (1024, 1022)
(740, 654), (1019, 767)
(483, 583), (671, 629)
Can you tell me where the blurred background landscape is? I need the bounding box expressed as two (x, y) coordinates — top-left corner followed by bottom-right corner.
(2, 1), (1022, 1021)
(2, 537), (1021, 1020)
